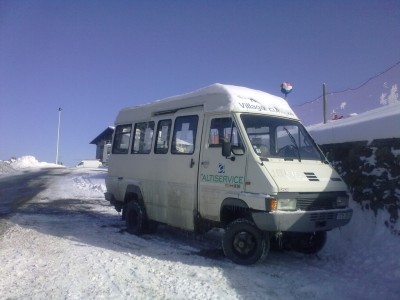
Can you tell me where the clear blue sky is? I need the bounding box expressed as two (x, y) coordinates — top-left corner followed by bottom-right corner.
(1, 0), (399, 166)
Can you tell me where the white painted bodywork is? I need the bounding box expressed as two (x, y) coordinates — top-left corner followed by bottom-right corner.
(106, 84), (349, 231)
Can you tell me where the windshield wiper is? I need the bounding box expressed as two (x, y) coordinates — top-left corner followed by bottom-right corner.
(283, 127), (301, 162)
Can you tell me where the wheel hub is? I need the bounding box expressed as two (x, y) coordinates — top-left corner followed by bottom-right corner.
(233, 231), (255, 255)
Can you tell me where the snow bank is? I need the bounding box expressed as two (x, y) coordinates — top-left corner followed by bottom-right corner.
(307, 102), (400, 144)
(323, 199), (400, 284)
(72, 173), (107, 194)
(0, 159), (14, 174)
(0, 156), (62, 174)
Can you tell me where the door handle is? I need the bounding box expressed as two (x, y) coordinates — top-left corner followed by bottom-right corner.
(190, 158), (195, 168)
(118, 177), (123, 180)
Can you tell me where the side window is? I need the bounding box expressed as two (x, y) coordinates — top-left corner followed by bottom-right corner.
(132, 121), (154, 154)
(209, 117), (243, 148)
(172, 115), (198, 154)
(155, 119), (172, 154)
(112, 124), (132, 154)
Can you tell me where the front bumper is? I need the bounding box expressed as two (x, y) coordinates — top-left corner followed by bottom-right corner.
(252, 208), (353, 232)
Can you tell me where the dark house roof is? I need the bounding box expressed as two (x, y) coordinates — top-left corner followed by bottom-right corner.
(90, 126), (115, 145)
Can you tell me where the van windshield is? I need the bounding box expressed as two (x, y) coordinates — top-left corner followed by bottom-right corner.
(240, 114), (323, 161)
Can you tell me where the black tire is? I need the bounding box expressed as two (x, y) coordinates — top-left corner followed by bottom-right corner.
(125, 201), (147, 235)
(291, 231), (327, 254)
(147, 220), (159, 234)
(222, 219), (269, 265)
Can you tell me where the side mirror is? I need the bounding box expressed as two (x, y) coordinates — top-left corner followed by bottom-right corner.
(222, 141), (232, 157)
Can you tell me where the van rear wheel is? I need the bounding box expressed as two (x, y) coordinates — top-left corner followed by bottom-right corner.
(222, 219), (269, 265)
(125, 201), (146, 235)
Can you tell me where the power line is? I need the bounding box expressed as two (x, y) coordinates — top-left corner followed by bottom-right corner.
(293, 60), (400, 108)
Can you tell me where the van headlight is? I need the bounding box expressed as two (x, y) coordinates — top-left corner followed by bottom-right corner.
(336, 195), (349, 208)
(277, 199), (297, 211)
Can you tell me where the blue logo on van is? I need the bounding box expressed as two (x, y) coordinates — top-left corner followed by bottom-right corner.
(218, 163), (225, 174)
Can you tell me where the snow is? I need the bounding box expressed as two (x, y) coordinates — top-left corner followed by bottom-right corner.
(0, 156), (62, 174)
(116, 83), (297, 124)
(0, 156), (399, 299)
(307, 102), (400, 144)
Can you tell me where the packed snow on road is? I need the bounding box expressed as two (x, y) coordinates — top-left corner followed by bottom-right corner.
(0, 156), (399, 300)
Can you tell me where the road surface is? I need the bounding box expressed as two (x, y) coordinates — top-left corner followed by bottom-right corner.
(0, 168), (69, 234)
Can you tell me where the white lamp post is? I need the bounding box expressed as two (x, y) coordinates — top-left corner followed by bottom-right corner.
(56, 107), (62, 164)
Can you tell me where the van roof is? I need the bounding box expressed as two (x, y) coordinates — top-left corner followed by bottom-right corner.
(115, 84), (298, 123)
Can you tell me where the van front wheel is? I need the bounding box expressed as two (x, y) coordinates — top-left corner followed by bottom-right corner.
(125, 201), (146, 235)
(222, 219), (269, 265)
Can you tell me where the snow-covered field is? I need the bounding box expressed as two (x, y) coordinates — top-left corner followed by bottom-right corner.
(0, 157), (399, 299)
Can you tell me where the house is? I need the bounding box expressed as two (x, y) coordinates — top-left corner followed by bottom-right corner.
(90, 126), (114, 164)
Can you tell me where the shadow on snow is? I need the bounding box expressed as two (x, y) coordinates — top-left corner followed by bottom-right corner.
(7, 194), (341, 299)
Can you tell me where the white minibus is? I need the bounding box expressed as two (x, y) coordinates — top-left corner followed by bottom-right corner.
(105, 84), (352, 264)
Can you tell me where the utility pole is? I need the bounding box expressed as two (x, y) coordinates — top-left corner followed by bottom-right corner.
(56, 107), (62, 164)
(323, 83), (327, 124)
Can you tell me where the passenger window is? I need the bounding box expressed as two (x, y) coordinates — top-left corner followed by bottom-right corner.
(112, 124), (132, 154)
(209, 117), (243, 149)
(172, 115), (198, 155)
(155, 120), (172, 154)
(132, 122), (154, 154)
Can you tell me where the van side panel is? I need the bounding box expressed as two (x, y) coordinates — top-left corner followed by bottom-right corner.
(108, 106), (204, 231)
(153, 107), (203, 230)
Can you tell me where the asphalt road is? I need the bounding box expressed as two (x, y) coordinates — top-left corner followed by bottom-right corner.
(0, 168), (68, 235)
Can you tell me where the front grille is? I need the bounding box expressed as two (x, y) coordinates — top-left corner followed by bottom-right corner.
(296, 192), (340, 211)
(310, 212), (335, 221)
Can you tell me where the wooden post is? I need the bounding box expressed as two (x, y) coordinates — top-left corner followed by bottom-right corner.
(323, 83), (327, 124)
